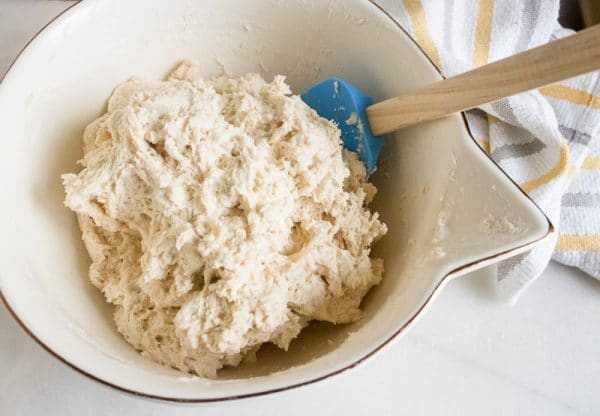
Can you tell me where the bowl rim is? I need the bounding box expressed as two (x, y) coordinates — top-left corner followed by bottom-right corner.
(0, 0), (554, 403)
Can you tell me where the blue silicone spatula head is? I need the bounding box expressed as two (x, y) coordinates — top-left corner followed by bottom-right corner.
(301, 77), (384, 175)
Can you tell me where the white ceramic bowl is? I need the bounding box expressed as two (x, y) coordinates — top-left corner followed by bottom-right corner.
(0, 0), (551, 402)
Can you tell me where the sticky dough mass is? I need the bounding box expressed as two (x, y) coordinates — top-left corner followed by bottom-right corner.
(62, 62), (387, 377)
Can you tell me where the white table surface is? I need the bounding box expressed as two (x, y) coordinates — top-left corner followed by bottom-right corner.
(1, 1), (599, 415)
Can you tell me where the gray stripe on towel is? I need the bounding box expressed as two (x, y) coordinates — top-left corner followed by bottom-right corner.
(491, 138), (546, 162)
(498, 252), (529, 280)
(562, 193), (600, 208)
(559, 125), (593, 145)
(515, 2), (539, 53)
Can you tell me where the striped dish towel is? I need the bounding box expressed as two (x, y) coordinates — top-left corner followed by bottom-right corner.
(379, 0), (600, 302)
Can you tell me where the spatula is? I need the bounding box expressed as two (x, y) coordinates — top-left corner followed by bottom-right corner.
(301, 24), (600, 175)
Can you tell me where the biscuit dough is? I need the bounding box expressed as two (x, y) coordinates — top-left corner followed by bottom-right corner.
(63, 62), (387, 377)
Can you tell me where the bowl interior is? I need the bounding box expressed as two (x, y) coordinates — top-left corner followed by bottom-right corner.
(0, 0), (549, 401)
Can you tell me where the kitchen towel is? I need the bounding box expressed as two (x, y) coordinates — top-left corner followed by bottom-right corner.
(380, 0), (600, 302)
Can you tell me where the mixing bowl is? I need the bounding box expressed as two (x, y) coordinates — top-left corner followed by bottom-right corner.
(0, 0), (551, 402)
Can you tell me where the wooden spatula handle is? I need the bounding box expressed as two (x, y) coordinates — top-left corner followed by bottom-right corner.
(366, 24), (600, 135)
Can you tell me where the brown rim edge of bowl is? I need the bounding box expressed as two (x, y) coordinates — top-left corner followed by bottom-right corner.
(0, 0), (554, 404)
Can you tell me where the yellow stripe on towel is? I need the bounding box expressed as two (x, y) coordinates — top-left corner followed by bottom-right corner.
(402, 0), (441, 68)
(474, 136), (491, 153)
(582, 156), (600, 169)
(487, 114), (500, 126)
(556, 235), (600, 252)
(520, 140), (570, 193)
(539, 84), (600, 110)
(472, 0), (494, 67)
